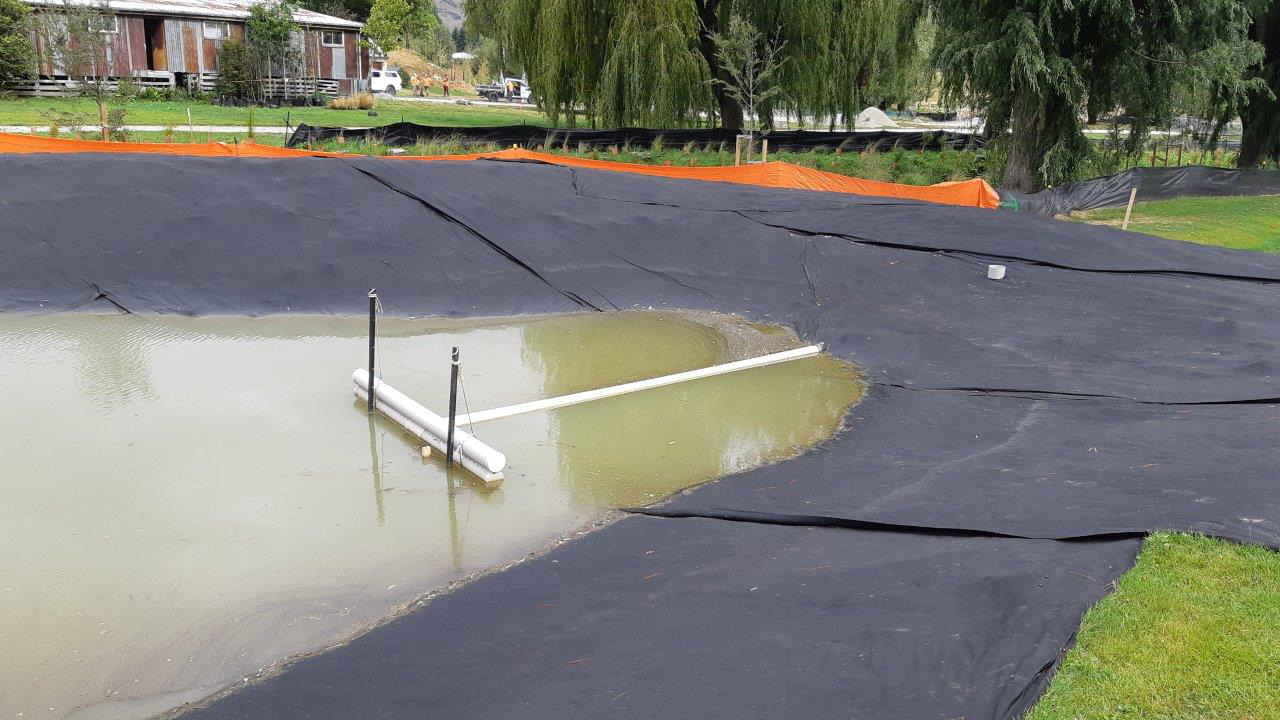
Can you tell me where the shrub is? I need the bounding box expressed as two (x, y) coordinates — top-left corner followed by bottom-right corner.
(214, 39), (258, 100)
(329, 92), (374, 109)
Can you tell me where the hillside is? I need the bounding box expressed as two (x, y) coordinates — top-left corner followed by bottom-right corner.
(437, 0), (464, 28)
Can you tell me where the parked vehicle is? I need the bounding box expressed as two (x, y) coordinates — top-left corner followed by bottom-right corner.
(369, 69), (402, 95)
(475, 77), (532, 103)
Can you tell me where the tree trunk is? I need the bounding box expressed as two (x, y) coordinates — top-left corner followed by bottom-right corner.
(1003, 92), (1047, 192)
(99, 100), (110, 142)
(1239, 1), (1279, 168)
(694, 0), (743, 131)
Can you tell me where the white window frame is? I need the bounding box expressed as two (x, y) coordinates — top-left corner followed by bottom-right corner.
(203, 21), (231, 39)
(321, 30), (343, 47)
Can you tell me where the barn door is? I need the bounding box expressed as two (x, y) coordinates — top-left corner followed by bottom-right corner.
(144, 17), (165, 71)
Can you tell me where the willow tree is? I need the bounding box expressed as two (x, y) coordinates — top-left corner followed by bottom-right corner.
(932, 0), (1262, 192)
(465, 0), (924, 129)
(1239, 0), (1279, 168)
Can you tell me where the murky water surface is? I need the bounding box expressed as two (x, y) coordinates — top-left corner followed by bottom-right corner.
(0, 311), (862, 720)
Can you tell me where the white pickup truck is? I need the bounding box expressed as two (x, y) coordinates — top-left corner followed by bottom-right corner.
(368, 69), (403, 95)
(475, 77), (532, 103)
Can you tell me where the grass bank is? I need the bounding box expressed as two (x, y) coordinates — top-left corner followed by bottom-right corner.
(1029, 533), (1280, 720)
(1070, 195), (1280, 252)
(0, 95), (545, 129)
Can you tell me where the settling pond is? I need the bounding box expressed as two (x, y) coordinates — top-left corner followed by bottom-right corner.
(0, 310), (863, 720)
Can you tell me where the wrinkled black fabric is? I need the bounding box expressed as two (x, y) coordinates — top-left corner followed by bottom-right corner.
(2, 153), (1276, 720)
(1002, 165), (1280, 215)
(285, 121), (983, 152)
(180, 516), (1140, 720)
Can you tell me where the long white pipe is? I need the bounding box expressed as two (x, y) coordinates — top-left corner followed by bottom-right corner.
(457, 344), (823, 426)
(352, 369), (506, 482)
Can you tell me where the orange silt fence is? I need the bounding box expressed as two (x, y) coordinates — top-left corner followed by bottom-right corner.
(0, 133), (999, 209)
(409, 148), (1001, 208)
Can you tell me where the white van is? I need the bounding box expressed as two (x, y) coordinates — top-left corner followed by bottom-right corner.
(369, 69), (402, 96)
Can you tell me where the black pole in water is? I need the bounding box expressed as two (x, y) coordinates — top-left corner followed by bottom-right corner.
(446, 347), (459, 468)
(367, 290), (377, 415)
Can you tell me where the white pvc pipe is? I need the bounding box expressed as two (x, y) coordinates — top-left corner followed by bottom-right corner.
(457, 344), (823, 426)
(352, 369), (506, 480)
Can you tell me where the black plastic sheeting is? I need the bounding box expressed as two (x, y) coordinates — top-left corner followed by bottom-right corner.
(3, 153), (1279, 719)
(1001, 165), (1280, 215)
(284, 121), (984, 152)
(182, 516), (1139, 720)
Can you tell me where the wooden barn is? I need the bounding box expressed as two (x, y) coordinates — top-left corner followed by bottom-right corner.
(18, 0), (367, 96)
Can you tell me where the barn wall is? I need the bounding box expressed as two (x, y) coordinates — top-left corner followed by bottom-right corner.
(27, 9), (360, 88)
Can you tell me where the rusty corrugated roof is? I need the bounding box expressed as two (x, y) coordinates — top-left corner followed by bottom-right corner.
(24, 0), (362, 29)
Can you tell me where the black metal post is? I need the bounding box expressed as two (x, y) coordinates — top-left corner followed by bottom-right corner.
(446, 346), (459, 468)
(367, 290), (377, 414)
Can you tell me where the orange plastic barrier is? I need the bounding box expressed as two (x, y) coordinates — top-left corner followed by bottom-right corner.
(0, 132), (340, 157)
(0, 133), (999, 208)
(412, 148), (1001, 208)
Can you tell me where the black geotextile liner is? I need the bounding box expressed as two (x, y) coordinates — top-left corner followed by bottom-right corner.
(181, 516), (1140, 720)
(3, 153), (1279, 719)
(1001, 165), (1280, 216)
(284, 121), (984, 152)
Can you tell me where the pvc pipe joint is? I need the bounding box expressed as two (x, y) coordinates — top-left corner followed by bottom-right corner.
(353, 369), (507, 477)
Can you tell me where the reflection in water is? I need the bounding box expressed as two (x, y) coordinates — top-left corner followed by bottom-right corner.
(367, 416), (387, 527)
(0, 311), (862, 720)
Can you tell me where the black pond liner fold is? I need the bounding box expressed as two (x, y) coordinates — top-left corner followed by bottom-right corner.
(2, 153), (1277, 719)
(1001, 164), (1280, 215)
(284, 121), (984, 152)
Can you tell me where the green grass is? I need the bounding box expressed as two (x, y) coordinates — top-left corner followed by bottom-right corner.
(1029, 533), (1280, 720)
(0, 95), (545, 129)
(1070, 195), (1280, 252)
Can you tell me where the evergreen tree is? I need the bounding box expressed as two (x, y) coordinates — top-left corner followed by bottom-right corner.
(932, 0), (1262, 191)
(0, 0), (35, 87)
(1239, 0), (1279, 168)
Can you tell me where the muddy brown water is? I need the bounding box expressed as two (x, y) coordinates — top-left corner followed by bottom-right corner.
(0, 310), (863, 720)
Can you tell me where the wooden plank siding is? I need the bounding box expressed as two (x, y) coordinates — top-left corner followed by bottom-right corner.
(126, 17), (147, 73)
(181, 23), (198, 71)
(344, 30), (357, 79)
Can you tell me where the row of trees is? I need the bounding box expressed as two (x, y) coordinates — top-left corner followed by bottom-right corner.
(465, 0), (1280, 190)
(300, 0), (452, 61)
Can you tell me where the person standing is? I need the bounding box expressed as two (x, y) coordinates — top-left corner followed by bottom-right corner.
(442, 78), (451, 98)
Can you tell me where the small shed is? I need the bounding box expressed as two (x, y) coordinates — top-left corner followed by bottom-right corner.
(18, 0), (368, 96)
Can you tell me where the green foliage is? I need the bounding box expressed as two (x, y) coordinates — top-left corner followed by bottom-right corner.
(707, 13), (784, 131)
(246, 0), (300, 71)
(478, 0), (925, 130)
(214, 39), (260, 100)
(587, 1), (714, 127)
(366, 0), (412, 49)
(1239, 0), (1280, 168)
(932, 0), (1264, 191)
(366, 0), (436, 51)
(0, 0), (35, 87)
